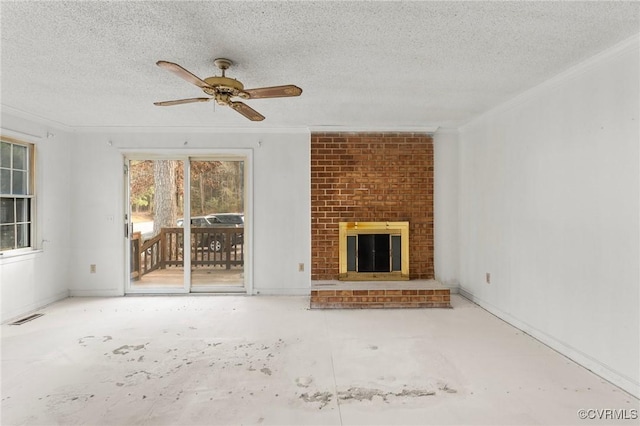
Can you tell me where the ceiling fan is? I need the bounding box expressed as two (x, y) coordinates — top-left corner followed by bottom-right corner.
(154, 58), (302, 121)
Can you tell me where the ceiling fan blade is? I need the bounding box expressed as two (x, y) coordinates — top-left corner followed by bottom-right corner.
(244, 85), (302, 99)
(156, 61), (210, 89)
(230, 101), (265, 121)
(154, 97), (211, 106)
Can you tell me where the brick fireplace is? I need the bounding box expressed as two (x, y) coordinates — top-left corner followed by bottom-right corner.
(310, 132), (447, 308)
(311, 132), (434, 280)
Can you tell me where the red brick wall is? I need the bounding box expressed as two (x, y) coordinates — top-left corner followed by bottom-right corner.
(311, 132), (434, 280)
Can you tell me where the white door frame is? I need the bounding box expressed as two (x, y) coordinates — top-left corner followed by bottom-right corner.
(122, 149), (253, 295)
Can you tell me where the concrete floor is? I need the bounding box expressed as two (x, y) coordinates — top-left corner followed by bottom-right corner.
(1, 295), (637, 425)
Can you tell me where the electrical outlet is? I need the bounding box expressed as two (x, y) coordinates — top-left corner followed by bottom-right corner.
(485, 272), (491, 284)
(90, 264), (96, 274)
(298, 263), (305, 272)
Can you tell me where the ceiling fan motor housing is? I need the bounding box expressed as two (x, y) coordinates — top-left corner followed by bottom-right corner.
(203, 76), (250, 101)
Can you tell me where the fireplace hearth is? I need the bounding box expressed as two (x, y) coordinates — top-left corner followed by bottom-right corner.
(310, 280), (451, 309)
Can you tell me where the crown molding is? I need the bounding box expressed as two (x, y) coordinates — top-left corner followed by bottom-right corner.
(434, 127), (459, 135)
(0, 106), (312, 135)
(460, 33), (640, 132)
(309, 125), (439, 134)
(0, 127), (43, 141)
(72, 125), (311, 135)
(0, 105), (75, 133)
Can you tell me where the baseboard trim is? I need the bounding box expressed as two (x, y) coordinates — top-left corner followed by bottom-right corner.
(69, 289), (124, 297)
(443, 285), (460, 294)
(1, 290), (69, 324)
(252, 287), (310, 296)
(458, 287), (640, 399)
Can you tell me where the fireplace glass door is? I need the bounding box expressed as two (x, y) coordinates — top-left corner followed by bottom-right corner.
(347, 233), (402, 273)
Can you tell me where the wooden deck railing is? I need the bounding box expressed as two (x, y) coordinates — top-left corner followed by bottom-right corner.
(131, 232), (142, 281)
(130, 227), (244, 280)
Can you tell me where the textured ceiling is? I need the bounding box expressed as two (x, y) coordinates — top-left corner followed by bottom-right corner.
(1, 1), (639, 130)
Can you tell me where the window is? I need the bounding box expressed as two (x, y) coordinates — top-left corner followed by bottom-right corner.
(1, 137), (34, 252)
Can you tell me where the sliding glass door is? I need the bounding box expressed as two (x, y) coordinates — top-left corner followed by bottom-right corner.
(126, 156), (246, 293)
(188, 159), (245, 292)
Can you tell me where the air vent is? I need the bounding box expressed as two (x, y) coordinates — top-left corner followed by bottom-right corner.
(9, 313), (44, 325)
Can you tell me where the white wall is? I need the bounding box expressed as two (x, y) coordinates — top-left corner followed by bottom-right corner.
(1, 117), (312, 319)
(68, 129), (311, 296)
(251, 135), (311, 295)
(457, 36), (639, 397)
(1, 112), (73, 322)
(434, 129), (459, 290)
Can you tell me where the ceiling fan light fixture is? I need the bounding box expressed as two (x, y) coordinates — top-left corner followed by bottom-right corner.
(154, 58), (302, 121)
(215, 93), (231, 106)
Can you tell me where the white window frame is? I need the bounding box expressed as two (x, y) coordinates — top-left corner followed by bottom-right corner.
(1, 136), (36, 255)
